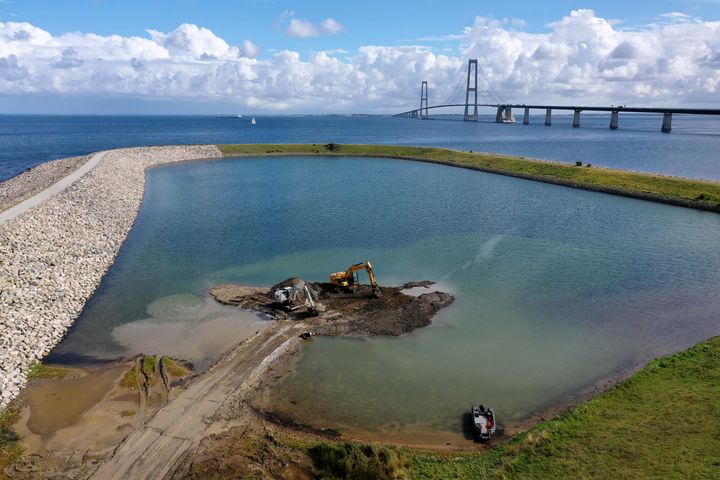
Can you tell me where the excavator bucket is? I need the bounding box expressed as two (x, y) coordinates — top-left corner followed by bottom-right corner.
(329, 260), (381, 298)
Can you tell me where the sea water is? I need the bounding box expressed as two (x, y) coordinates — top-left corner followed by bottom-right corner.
(2, 113), (720, 182)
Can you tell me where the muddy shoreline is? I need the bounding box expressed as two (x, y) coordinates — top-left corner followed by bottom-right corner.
(249, 338), (700, 451)
(6, 300), (715, 480)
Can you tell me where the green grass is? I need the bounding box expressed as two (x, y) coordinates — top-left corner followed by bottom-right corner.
(308, 443), (407, 480)
(142, 355), (157, 377)
(120, 366), (138, 390)
(162, 357), (190, 378)
(216, 144), (720, 212)
(408, 337), (720, 479)
(119, 357), (189, 391)
(26, 362), (78, 381)
(285, 337), (720, 479)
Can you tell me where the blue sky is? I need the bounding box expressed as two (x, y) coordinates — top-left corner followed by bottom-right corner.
(3, 0), (719, 58)
(1, 1), (719, 113)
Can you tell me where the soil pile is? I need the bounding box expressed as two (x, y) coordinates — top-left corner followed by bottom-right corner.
(209, 279), (454, 336)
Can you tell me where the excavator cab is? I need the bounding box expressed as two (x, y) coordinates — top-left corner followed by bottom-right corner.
(330, 261), (382, 298)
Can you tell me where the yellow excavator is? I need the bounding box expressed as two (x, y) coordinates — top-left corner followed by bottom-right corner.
(330, 260), (382, 298)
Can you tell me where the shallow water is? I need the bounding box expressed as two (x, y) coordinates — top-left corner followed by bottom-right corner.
(49, 155), (720, 443)
(22, 365), (127, 438)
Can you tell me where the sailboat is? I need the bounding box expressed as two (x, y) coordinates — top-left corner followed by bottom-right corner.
(250, 117), (256, 125)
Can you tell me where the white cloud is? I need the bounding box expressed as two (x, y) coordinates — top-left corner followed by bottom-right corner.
(241, 40), (260, 58)
(284, 15), (344, 38)
(147, 23), (240, 60)
(0, 10), (719, 112)
(286, 18), (319, 38)
(321, 18), (344, 35)
(458, 9), (720, 105)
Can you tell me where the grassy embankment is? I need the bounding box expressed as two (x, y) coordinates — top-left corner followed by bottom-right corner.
(295, 337), (720, 479)
(217, 143), (720, 212)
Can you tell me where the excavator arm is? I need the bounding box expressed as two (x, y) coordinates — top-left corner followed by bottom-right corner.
(330, 260), (382, 297)
(345, 261), (378, 287)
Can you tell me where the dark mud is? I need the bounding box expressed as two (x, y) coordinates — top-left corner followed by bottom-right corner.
(209, 280), (454, 337)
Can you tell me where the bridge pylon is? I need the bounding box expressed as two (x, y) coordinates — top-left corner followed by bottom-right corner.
(420, 81), (429, 119)
(464, 59), (479, 121)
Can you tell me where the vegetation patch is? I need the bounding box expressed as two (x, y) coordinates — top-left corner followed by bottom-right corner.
(0, 401), (24, 480)
(307, 442), (407, 480)
(162, 357), (190, 378)
(26, 362), (79, 381)
(217, 144), (720, 212)
(142, 355), (157, 376)
(120, 366), (138, 390)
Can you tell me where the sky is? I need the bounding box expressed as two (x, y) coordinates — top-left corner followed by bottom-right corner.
(1, 0), (720, 113)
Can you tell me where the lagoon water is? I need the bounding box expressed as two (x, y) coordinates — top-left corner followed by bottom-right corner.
(2, 113), (720, 182)
(48, 155), (720, 443)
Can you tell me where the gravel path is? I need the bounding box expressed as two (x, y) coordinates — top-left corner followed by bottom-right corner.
(89, 322), (304, 480)
(0, 146), (222, 408)
(0, 155), (90, 213)
(0, 152), (106, 225)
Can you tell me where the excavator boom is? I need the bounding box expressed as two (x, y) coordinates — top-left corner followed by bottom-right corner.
(329, 260), (381, 297)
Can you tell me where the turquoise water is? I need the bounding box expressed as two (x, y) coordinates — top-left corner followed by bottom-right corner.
(51, 156), (720, 442)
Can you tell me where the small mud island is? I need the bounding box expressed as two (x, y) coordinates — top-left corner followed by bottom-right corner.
(210, 278), (454, 336)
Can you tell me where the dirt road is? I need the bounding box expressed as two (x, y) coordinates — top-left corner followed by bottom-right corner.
(88, 320), (306, 480)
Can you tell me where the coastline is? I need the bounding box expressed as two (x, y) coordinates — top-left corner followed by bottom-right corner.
(1, 144), (719, 476)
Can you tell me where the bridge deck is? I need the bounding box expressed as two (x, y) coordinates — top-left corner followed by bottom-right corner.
(394, 103), (720, 117)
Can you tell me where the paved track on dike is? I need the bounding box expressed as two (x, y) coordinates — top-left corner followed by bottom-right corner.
(0, 151), (105, 225)
(89, 321), (305, 480)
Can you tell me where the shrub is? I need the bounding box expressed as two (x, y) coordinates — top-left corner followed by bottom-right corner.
(325, 143), (341, 152)
(308, 442), (406, 479)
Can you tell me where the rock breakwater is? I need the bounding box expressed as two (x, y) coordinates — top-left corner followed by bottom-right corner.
(0, 145), (222, 408)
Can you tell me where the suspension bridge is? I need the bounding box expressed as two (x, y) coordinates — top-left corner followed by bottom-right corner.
(394, 59), (720, 133)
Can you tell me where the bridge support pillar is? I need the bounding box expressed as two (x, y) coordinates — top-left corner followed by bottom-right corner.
(420, 81), (429, 120)
(661, 112), (672, 133)
(523, 107), (530, 125)
(545, 109), (552, 126)
(464, 59), (479, 121)
(573, 109), (581, 128)
(496, 106), (504, 123)
(610, 110), (619, 129)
